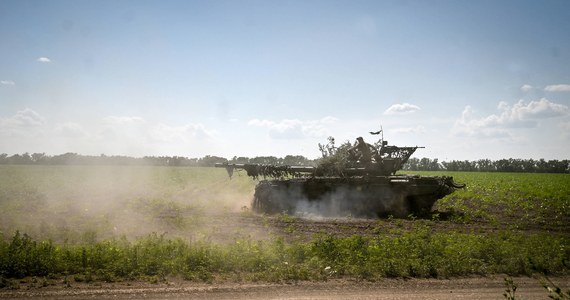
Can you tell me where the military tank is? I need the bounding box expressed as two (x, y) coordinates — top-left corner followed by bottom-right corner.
(216, 133), (464, 218)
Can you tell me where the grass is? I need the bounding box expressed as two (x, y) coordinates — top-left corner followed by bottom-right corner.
(0, 166), (569, 284)
(0, 165), (256, 243)
(401, 171), (570, 227)
(0, 228), (568, 283)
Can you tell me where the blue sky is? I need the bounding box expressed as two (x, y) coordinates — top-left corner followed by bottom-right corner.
(1, 0), (569, 160)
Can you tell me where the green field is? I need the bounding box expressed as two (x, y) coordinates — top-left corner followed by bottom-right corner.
(406, 171), (570, 229)
(0, 165), (569, 285)
(0, 165), (255, 242)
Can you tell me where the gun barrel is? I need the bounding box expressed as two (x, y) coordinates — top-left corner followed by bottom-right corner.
(214, 163), (238, 168)
(215, 163), (315, 179)
(215, 163), (314, 171)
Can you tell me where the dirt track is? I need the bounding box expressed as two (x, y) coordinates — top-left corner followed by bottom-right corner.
(1, 277), (566, 299)
(199, 210), (570, 244)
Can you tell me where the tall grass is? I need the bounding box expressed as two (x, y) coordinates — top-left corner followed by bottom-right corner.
(1, 229), (568, 282)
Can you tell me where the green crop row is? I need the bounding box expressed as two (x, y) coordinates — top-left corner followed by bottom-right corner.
(1, 228), (568, 283)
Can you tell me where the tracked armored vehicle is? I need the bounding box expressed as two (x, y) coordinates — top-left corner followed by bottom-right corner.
(216, 133), (464, 218)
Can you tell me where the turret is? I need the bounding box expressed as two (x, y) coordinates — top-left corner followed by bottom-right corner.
(215, 134), (426, 179)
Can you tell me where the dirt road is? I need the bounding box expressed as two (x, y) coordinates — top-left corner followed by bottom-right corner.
(2, 277), (566, 299)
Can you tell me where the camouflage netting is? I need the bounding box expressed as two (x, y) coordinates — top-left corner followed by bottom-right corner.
(241, 164), (301, 179)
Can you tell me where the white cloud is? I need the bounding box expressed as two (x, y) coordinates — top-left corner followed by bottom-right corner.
(384, 103), (421, 115)
(545, 84), (570, 92)
(520, 84), (533, 92)
(149, 123), (216, 143)
(99, 113), (214, 142)
(391, 125), (426, 134)
(0, 110), (225, 156)
(452, 99), (569, 138)
(103, 116), (145, 124)
(92, 116), (218, 155)
(248, 116), (338, 139)
(37, 57), (51, 63)
(55, 122), (89, 138)
(1, 108), (45, 128)
(509, 98), (569, 120)
(452, 106), (511, 138)
(89, 115), (146, 144)
(319, 116), (338, 124)
(1, 80), (15, 85)
(0, 108), (46, 137)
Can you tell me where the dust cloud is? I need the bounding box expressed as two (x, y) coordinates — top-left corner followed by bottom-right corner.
(266, 184), (409, 219)
(0, 165), (266, 244)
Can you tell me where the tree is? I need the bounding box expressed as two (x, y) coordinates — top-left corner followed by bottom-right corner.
(283, 155), (311, 166)
(477, 159), (494, 172)
(31, 153), (46, 164)
(230, 156), (250, 164)
(198, 155), (228, 167)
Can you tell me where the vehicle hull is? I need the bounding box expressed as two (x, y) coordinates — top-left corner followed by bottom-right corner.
(252, 175), (458, 218)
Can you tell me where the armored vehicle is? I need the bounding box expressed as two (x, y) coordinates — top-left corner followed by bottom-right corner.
(216, 133), (464, 218)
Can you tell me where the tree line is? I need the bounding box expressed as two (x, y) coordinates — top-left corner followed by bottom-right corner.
(0, 152), (568, 173)
(0, 153), (313, 168)
(402, 157), (570, 173)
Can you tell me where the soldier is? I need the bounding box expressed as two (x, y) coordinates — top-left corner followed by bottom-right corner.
(349, 136), (373, 165)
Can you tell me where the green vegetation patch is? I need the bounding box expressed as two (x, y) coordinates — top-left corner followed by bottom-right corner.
(407, 171), (570, 227)
(1, 229), (568, 283)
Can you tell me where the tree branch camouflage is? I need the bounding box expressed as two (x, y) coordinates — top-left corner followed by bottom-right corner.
(218, 135), (425, 179)
(221, 164), (308, 180)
